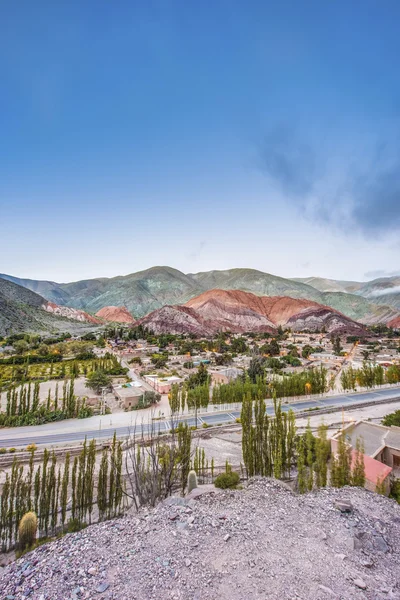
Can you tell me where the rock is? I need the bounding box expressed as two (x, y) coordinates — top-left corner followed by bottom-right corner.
(318, 584), (336, 596)
(223, 534), (231, 542)
(360, 558), (374, 568)
(354, 578), (367, 590)
(374, 536), (390, 553)
(88, 567), (97, 576)
(185, 559), (191, 567)
(335, 554), (346, 561)
(335, 501), (353, 513)
(95, 582), (110, 593)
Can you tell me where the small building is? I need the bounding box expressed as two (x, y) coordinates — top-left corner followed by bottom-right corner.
(114, 385), (143, 409)
(144, 375), (183, 394)
(331, 420), (400, 494)
(209, 367), (243, 385)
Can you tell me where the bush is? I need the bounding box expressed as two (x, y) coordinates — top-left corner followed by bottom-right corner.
(9, 448), (16, 453)
(26, 444), (37, 452)
(0, 448), (6, 454)
(214, 471), (240, 489)
(67, 518), (87, 533)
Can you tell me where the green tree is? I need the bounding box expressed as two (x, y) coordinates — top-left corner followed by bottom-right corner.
(351, 437), (366, 487)
(85, 370), (112, 394)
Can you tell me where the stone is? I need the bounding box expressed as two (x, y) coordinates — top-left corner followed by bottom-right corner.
(185, 559), (191, 567)
(360, 558), (374, 568)
(87, 567), (97, 576)
(335, 554), (346, 561)
(95, 582), (110, 593)
(373, 536), (390, 553)
(223, 534), (230, 542)
(335, 501), (353, 513)
(318, 585), (336, 596)
(354, 578), (367, 590)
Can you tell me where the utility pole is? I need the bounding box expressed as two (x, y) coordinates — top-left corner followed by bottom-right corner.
(100, 386), (107, 416)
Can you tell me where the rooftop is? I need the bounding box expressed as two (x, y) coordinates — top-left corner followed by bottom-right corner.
(338, 421), (400, 458)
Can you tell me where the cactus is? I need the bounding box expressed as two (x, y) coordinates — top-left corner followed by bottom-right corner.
(18, 511), (38, 550)
(187, 470), (198, 493)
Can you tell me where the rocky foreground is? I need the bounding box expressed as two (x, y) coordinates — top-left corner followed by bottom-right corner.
(1, 479), (400, 600)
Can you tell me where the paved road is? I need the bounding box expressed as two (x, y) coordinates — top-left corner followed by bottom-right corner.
(0, 386), (399, 447)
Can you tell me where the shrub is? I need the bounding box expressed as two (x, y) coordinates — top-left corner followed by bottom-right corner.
(9, 448), (16, 453)
(202, 422), (210, 429)
(0, 448), (6, 454)
(67, 518), (87, 533)
(214, 471), (240, 489)
(187, 470), (198, 493)
(18, 511), (37, 550)
(26, 444), (37, 452)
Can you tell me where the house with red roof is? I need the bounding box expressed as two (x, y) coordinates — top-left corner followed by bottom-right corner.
(331, 421), (400, 495)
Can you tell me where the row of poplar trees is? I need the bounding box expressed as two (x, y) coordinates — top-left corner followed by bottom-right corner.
(1, 379), (91, 427)
(0, 434), (123, 551)
(240, 395), (367, 494)
(169, 366), (329, 416)
(212, 367), (328, 407)
(341, 362), (400, 391)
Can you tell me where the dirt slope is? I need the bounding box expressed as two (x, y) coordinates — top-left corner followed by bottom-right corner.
(388, 315), (400, 329)
(1, 479), (399, 600)
(95, 306), (136, 323)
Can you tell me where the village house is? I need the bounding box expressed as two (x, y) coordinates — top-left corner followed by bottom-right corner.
(209, 367), (243, 385)
(113, 384), (144, 409)
(331, 421), (400, 495)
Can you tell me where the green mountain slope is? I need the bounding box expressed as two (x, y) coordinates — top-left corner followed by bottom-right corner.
(0, 279), (98, 337)
(189, 269), (322, 301)
(0, 273), (70, 305)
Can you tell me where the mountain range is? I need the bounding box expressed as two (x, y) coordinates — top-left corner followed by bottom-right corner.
(1, 267), (399, 325)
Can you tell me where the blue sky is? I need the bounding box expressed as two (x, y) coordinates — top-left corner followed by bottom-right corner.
(1, 0), (400, 282)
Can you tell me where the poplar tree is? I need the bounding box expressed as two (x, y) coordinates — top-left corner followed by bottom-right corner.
(351, 437), (366, 487)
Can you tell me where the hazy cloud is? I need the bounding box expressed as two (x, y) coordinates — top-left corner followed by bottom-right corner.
(368, 285), (400, 297)
(187, 240), (206, 261)
(258, 128), (400, 235)
(259, 126), (316, 198)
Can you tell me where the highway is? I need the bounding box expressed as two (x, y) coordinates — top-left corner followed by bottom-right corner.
(0, 386), (399, 447)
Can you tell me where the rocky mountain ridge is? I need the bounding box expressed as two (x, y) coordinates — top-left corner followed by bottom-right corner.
(138, 289), (365, 335)
(0, 479), (399, 600)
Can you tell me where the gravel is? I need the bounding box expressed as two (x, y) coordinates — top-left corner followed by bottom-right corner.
(0, 478), (399, 599)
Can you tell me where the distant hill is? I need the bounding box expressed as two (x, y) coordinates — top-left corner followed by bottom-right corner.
(189, 269), (396, 324)
(137, 289), (365, 336)
(1, 267), (398, 325)
(292, 276), (363, 294)
(355, 276), (400, 312)
(0, 279), (100, 337)
(0, 267), (203, 318)
(293, 275), (400, 316)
